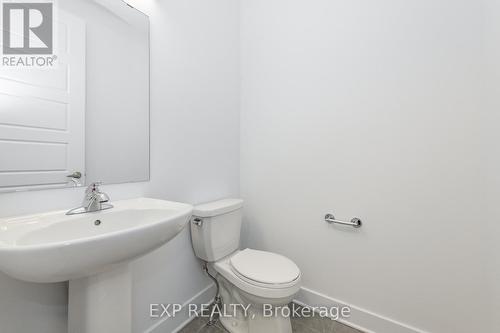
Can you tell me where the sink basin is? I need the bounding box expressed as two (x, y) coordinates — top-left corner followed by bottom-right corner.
(0, 198), (193, 283)
(0, 197), (194, 332)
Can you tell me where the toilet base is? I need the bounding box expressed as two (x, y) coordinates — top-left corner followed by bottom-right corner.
(216, 275), (294, 333)
(219, 310), (292, 333)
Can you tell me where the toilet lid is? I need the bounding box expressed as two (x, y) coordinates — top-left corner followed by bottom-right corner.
(230, 249), (300, 285)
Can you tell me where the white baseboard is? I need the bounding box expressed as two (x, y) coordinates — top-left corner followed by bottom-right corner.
(162, 284), (430, 333)
(295, 287), (430, 333)
(144, 283), (216, 333)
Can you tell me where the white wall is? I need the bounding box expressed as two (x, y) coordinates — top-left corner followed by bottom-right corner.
(129, 0), (240, 331)
(0, 0), (240, 332)
(240, 1), (492, 333)
(484, 0), (500, 330)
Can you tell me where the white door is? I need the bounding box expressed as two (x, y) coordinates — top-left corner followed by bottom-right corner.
(0, 10), (85, 190)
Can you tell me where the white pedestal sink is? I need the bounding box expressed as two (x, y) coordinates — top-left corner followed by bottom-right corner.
(0, 198), (193, 333)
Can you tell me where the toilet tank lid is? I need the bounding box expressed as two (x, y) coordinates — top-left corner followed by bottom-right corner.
(193, 199), (243, 217)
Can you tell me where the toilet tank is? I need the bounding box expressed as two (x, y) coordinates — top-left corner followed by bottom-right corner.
(190, 199), (244, 262)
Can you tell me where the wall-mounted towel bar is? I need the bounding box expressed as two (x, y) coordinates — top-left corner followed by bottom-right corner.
(325, 214), (362, 228)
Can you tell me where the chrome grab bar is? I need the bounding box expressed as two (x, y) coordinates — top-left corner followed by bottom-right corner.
(325, 214), (362, 228)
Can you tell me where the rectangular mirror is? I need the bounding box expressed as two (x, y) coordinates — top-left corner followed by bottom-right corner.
(0, 0), (150, 192)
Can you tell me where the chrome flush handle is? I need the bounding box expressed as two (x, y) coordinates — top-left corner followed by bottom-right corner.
(192, 217), (203, 227)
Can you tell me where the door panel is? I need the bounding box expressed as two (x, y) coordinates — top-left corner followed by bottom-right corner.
(0, 10), (85, 190)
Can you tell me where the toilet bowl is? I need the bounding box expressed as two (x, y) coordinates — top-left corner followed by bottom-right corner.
(190, 199), (301, 333)
(213, 249), (301, 333)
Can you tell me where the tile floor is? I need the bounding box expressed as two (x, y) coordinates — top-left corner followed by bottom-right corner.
(178, 303), (364, 333)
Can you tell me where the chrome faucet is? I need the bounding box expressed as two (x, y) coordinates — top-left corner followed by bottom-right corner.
(66, 182), (113, 215)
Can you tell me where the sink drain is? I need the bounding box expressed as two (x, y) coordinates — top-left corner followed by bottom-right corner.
(94, 220), (102, 226)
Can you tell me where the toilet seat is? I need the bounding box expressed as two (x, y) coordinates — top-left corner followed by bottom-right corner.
(230, 249), (300, 288)
(213, 249), (301, 299)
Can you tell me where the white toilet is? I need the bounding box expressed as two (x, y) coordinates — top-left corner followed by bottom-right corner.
(190, 199), (301, 333)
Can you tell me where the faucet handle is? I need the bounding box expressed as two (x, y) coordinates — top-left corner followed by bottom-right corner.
(86, 182), (103, 194)
(97, 192), (110, 203)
